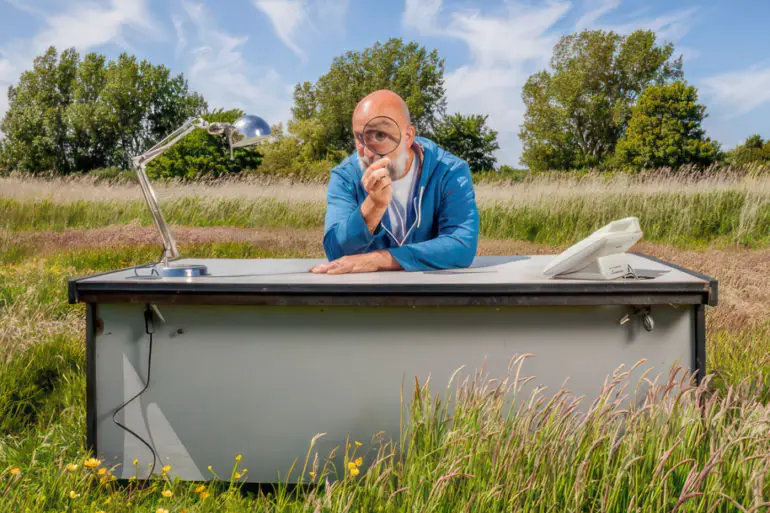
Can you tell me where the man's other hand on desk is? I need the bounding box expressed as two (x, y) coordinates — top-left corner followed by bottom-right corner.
(309, 250), (403, 274)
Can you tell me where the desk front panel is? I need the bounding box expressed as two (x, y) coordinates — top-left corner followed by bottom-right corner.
(88, 301), (695, 483)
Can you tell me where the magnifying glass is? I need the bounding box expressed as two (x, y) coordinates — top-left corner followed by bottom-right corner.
(358, 116), (401, 157)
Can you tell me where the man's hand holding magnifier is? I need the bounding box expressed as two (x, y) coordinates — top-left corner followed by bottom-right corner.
(361, 156), (392, 230)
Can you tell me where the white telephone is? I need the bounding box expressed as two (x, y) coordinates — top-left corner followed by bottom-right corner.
(542, 217), (644, 280)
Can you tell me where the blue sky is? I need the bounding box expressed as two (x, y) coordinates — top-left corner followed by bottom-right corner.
(1, 0), (769, 167)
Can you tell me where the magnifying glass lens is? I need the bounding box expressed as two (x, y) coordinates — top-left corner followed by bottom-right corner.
(362, 116), (401, 156)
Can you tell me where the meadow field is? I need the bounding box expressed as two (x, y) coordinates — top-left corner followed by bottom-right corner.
(1, 170), (769, 511)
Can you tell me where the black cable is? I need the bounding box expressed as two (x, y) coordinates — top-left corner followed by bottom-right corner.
(111, 304), (158, 486)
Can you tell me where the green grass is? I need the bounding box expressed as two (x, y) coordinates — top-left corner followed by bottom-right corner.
(0, 197), (327, 233)
(3, 187), (770, 249)
(1, 243), (770, 511)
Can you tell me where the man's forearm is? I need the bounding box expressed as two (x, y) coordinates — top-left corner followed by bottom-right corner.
(361, 196), (388, 234)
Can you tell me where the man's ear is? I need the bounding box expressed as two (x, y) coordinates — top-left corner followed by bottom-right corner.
(407, 124), (416, 144)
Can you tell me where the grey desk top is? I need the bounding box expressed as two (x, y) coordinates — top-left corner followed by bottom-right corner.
(68, 254), (717, 307)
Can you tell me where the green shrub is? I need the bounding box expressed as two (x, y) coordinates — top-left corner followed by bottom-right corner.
(144, 108), (263, 180)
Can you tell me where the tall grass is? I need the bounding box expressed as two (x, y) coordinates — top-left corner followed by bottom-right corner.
(3, 182), (769, 248)
(2, 339), (769, 511)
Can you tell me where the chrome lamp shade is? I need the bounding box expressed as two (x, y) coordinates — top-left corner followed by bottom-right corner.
(230, 115), (272, 148)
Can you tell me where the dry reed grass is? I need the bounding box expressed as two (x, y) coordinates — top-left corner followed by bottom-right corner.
(2, 168), (768, 207)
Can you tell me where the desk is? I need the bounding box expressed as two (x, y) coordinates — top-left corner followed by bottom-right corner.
(68, 253), (717, 483)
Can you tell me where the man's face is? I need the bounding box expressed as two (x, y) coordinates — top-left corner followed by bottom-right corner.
(353, 111), (413, 180)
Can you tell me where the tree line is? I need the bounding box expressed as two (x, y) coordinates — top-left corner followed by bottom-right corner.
(1, 32), (768, 179)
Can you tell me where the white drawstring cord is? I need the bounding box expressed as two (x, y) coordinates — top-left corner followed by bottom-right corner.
(382, 186), (425, 247)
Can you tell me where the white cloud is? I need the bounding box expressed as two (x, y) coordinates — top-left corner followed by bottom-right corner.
(252, 0), (307, 59)
(172, 14), (187, 57)
(678, 46), (700, 63)
(178, 1), (293, 127)
(402, 0), (570, 166)
(31, 0), (158, 55)
(402, 0), (442, 34)
(700, 65), (770, 117)
(252, 0), (349, 61)
(575, 0), (621, 30)
(575, 0), (697, 45)
(4, 0), (46, 17)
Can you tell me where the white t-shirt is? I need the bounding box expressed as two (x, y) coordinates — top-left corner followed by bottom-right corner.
(387, 154), (418, 244)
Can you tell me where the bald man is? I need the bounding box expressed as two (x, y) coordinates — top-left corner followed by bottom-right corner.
(310, 89), (479, 274)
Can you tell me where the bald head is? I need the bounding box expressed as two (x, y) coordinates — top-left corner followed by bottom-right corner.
(352, 89), (416, 179)
(353, 89), (411, 127)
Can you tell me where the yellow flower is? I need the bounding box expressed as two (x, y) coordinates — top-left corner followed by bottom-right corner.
(97, 468), (106, 476)
(65, 463), (79, 471)
(97, 510), (105, 513)
(199, 491), (210, 500)
(132, 459), (138, 465)
(235, 454), (242, 462)
(84, 458), (100, 468)
(194, 485), (206, 493)
(69, 490), (80, 499)
(309, 471), (316, 479)
(349, 467), (360, 477)
(355, 457), (363, 466)
(355, 441), (362, 447)
(156, 509), (169, 513)
(103, 497), (112, 504)
(241, 468), (248, 473)
(162, 464), (171, 473)
(162, 489), (173, 498)
(9, 467), (21, 476)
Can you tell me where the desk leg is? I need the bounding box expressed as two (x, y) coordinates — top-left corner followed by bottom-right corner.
(693, 304), (706, 385)
(86, 302), (98, 457)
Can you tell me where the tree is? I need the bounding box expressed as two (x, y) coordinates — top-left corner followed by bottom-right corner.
(519, 29), (683, 171)
(0, 47), (79, 173)
(726, 134), (770, 166)
(614, 81), (720, 169)
(291, 38), (446, 158)
(254, 119), (346, 182)
(0, 46), (207, 174)
(431, 113), (500, 171)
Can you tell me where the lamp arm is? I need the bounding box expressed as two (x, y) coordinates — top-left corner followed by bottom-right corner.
(131, 116), (211, 267)
(135, 162), (179, 265)
(132, 117), (210, 168)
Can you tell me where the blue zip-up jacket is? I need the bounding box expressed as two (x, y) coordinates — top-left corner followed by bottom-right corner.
(322, 137), (480, 271)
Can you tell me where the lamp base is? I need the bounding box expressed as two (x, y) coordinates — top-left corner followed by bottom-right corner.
(157, 263), (208, 278)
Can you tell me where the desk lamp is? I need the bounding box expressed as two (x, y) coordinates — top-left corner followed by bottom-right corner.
(131, 114), (271, 277)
